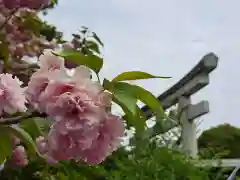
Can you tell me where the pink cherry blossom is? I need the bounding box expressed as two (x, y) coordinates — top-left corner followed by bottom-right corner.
(95, 91), (112, 108)
(12, 146), (28, 167)
(39, 83), (102, 117)
(37, 66), (104, 114)
(36, 136), (47, 153)
(38, 113), (124, 164)
(0, 8), (58, 60)
(38, 49), (65, 72)
(25, 50), (66, 110)
(0, 73), (26, 116)
(78, 114), (124, 164)
(27, 52), (124, 164)
(0, 13), (5, 26)
(35, 79), (123, 164)
(25, 74), (50, 110)
(36, 136), (58, 164)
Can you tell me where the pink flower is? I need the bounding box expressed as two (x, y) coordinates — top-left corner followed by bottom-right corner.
(37, 66), (105, 114)
(39, 114), (124, 164)
(0, 13), (5, 26)
(25, 50), (66, 110)
(35, 78), (123, 164)
(36, 136), (48, 153)
(95, 91), (112, 108)
(37, 86), (108, 160)
(78, 114), (124, 164)
(25, 75), (49, 110)
(36, 136), (57, 164)
(27, 52), (124, 164)
(38, 49), (65, 72)
(12, 146), (28, 167)
(39, 83), (102, 117)
(0, 73), (26, 116)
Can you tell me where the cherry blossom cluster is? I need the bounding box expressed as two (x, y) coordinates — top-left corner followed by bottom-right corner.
(0, 50), (124, 166)
(26, 50), (124, 164)
(0, 0), (51, 10)
(0, 0), (124, 168)
(0, 7), (58, 60)
(0, 73), (27, 166)
(11, 136), (28, 166)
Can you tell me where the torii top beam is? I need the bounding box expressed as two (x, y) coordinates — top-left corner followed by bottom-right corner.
(141, 53), (219, 119)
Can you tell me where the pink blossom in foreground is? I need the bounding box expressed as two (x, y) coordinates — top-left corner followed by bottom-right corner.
(0, 73), (26, 116)
(37, 66), (106, 114)
(36, 114), (124, 164)
(36, 136), (57, 164)
(38, 49), (65, 72)
(11, 146), (28, 167)
(78, 114), (125, 164)
(38, 81), (122, 163)
(25, 50), (66, 110)
(36, 80), (120, 163)
(30, 52), (124, 164)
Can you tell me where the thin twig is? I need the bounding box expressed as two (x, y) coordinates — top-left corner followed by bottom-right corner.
(0, 111), (45, 125)
(0, 9), (18, 30)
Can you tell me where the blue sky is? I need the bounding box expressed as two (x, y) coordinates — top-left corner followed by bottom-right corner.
(42, 0), (240, 130)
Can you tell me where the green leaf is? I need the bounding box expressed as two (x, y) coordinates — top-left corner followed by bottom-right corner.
(20, 118), (47, 140)
(125, 106), (146, 133)
(81, 26), (88, 30)
(0, 39), (10, 71)
(110, 82), (165, 119)
(149, 109), (179, 135)
(0, 128), (12, 163)
(4, 126), (40, 156)
(86, 40), (100, 54)
(112, 71), (171, 82)
(72, 33), (81, 39)
(122, 102), (147, 128)
(22, 14), (43, 36)
(103, 79), (137, 116)
(79, 26), (88, 34)
(92, 32), (104, 47)
(152, 119), (177, 136)
(56, 173), (68, 180)
(103, 79), (145, 132)
(113, 90), (138, 116)
(114, 95), (145, 132)
(54, 49), (103, 73)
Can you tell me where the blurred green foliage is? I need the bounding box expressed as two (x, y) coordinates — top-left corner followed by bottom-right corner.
(198, 123), (240, 180)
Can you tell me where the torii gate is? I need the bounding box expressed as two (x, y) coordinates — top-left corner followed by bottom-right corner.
(141, 53), (240, 179)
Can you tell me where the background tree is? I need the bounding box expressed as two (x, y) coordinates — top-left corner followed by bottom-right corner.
(198, 123), (240, 158)
(198, 123), (240, 179)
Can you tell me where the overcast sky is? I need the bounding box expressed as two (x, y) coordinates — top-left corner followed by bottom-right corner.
(42, 0), (239, 131)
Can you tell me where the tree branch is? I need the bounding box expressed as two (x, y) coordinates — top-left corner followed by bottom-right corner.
(0, 111), (46, 125)
(0, 9), (18, 30)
